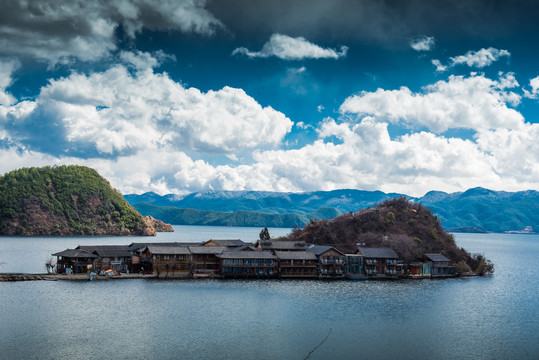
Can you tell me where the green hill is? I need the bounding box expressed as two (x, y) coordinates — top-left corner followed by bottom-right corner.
(0, 165), (156, 236)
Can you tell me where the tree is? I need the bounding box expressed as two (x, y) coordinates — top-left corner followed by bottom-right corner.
(259, 226), (271, 241)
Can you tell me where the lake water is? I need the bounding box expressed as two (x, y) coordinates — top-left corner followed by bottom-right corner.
(1, 227), (538, 359)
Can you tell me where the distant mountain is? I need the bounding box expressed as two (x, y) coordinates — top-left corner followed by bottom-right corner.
(125, 187), (539, 233)
(125, 189), (405, 214)
(0, 165), (157, 236)
(418, 187), (539, 233)
(133, 202), (343, 228)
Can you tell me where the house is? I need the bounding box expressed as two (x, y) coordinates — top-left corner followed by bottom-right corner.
(343, 254), (366, 280)
(76, 245), (133, 273)
(52, 249), (98, 274)
(202, 239), (246, 249)
(257, 240), (310, 252)
(188, 246), (227, 272)
(307, 245), (345, 278)
(143, 245), (192, 276)
(423, 253), (455, 277)
(408, 262), (432, 278)
(218, 251), (277, 278)
(356, 247), (402, 278)
(275, 251), (318, 278)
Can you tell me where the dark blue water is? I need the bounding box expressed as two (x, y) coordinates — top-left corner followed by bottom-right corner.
(1, 230), (538, 359)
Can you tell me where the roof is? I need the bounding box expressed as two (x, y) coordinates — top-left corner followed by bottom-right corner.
(259, 240), (309, 251)
(93, 249), (133, 258)
(233, 245), (258, 251)
(145, 245), (192, 255)
(203, 239), (245, 247)
(275, 251), (318, 261)
(424, 253), (450, 262)
(356, 247), (399, 259)
(218, 251), (275, 259)
(52, 249), (98, 258)
(307, 245), (344, 256)
(188, 246), (227, 255)
(128, 242), (199, 251)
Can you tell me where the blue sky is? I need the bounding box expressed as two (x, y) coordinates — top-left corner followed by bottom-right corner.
(1, 0), (539, 196)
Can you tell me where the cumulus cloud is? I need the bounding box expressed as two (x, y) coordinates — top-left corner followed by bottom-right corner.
(0, 59), (20, 105)
(119, 50), (176, 71)
(409, 36), (435, 51)
(0, 60), (292, 157)
(523, 76), (539, 99)
(232, 34), (348, 60)
(431, 59), (447, 72)
(339, 73), (522, 133)
(450, 47), (510, 68)
(0, 0), (222, 64)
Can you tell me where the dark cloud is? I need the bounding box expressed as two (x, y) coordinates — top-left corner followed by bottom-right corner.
(208, 0), (539, 45)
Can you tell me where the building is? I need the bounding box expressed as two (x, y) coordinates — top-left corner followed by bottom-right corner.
(423, 253), (455, 277)
(408, 262), (432, 278)
(257, 240), (310, 252)
(275, 251), (318, 278)
(307, 245), (345, 279)
(343, 254), (366, 280)
(218, 251), (277, 278)
(188, 246), (227, 273)
(76, 245), (133, 273)
(143, 245), (192, 276)
(202, 239), (246, 249)
(52, 249), (98, 274)
(356, 247), (401, 278)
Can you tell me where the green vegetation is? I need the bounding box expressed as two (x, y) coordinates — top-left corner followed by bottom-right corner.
(0, 165), (155, 236)
(282, 197), (493, 275)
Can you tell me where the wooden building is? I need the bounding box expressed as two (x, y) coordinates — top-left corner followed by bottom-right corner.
(218, 251), (277, 278)
(356, 247), (402, 278)
(343, 254), (366, 280)
(307, 245), (345, 279)
(275, 251), (318, 278)
(144, 245), (192, 276)
(76, 245), (133, 273)
(202, 239), (246, 249)
(188, 246), (227, 272)
(52, 249), (98, 274)
(408, 262), (432, 278)
(423, 253), (455, 277)
(257, 240), (309, 252)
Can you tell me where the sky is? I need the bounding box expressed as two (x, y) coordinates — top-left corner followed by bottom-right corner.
(1, 0), (539, 197)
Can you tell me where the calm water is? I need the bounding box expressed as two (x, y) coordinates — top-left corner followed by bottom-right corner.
(1, 228), (538, 359)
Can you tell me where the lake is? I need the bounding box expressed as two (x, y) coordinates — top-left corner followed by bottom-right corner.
(1, 227), (538, 359)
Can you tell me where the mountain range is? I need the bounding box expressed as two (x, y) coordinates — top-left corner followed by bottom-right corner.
(124, 187), (539, 233)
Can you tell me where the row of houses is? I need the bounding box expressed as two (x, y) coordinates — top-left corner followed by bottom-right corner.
(52, 239), (455, 279)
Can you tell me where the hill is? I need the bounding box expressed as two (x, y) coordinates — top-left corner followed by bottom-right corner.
(281, 197), (493, 274)
(133, 202), (343, 227)
(125, 187), (539, 233)
(0, 165), (157, 236)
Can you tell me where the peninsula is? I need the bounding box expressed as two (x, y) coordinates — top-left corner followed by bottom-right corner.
(0, 165), (169, 236)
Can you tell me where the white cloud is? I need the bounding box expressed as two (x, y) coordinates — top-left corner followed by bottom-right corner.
(409, 36), (435, 51)
(317, 105), (325, 112)
(0, 0), (222, 64)
(523, 76), (539, 99)
(119, 50), (176, 71)
(232, 34), (348, 60)
(431, 59), (447, 72)
(0, 61), (293, 156)
(0, 59), (21, 105)
(450, 47), (510, 68)
(339, 73), (522, 133)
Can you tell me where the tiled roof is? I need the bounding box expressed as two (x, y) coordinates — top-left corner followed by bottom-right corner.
(188, 246), (227, 254)
(356, 247), (399, 259)
(146, 245), (192, 255)
(307, 244), (344, 256)
(218, 251), (275, 259)
(127, 242), (199, 251)
(275, 251), (318, 260)
(52, 249), (98, 258)
(424, 253), (450, 262)
(203, 239), (245, 247)
(259, 240), (309, 250)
